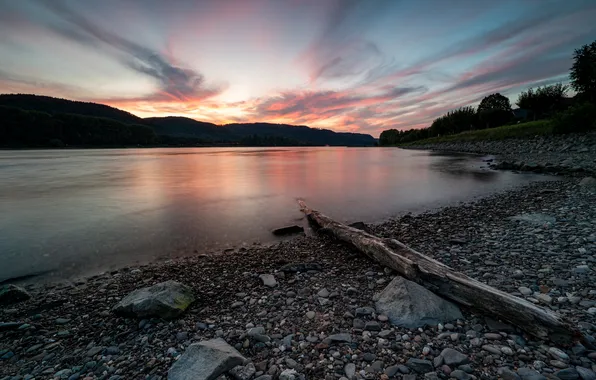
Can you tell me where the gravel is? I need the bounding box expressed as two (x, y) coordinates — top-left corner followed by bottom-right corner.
(406, 131), (596, 177)
(1, 178), (596, 379)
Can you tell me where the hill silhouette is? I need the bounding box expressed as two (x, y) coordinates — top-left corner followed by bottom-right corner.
(0, 94), (141, 124)
(144, 116), (232, 141)
(0, 94), (376, 147)
(224, 122), (375, 146)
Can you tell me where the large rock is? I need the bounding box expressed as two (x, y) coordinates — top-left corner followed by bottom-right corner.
(0, 284), (31, 305)
(168, 338), (246, 380)
(113, 280), (195, 320)
(374, 276), (463, 328)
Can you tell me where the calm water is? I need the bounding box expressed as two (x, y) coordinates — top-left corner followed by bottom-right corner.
(0, 147), (549, 282)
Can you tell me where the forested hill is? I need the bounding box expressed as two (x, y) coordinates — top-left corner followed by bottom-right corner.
(224, 122), (376, 146)
(144, 118), (376, 146)
(0, 94), (141, 124)
(0, 94), (376, 147)
(143, 117), (233, 141)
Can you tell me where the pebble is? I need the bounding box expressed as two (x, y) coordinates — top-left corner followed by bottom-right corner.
(575, 366), (596, 380)
(441, 348), (469, 366)
(406, 358), (433, 373)
(451, 369), (472, 380)
(536, 294), (552, 304)
(344, 363), (356, 378)
(549, 347), (570, 362)
(519, 287), (533, 296)
(554, 368), (580, 380)
(501, 346), (514, 355)
(364, 321), (381, 331)
(517, 367), (547, 380)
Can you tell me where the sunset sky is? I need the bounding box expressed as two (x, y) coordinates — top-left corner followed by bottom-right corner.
(1, 0), (595, 136)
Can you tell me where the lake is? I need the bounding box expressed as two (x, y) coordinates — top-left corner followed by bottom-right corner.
(0, 147), (549, 282)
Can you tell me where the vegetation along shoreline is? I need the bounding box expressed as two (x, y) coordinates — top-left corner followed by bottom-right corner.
(379, 40), (596, 178)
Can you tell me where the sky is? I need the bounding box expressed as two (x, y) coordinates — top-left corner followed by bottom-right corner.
(0, 0), (595, 137)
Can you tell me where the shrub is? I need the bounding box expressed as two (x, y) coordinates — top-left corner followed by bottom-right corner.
(478, 108), (513, 129)
(552, 102), (596, 134)
(429, 106), (478, 135)
(516, 83), (569, 120)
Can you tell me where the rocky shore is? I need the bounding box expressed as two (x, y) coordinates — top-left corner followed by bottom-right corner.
(2, 179), (596, 380)
(406, 132), (596, 176)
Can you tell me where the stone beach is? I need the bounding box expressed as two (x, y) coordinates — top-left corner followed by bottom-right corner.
(407, 132), (596, 176)
(2, 136), (596, 379)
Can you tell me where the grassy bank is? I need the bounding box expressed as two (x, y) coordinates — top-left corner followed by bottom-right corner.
(400, 120), (553, 146)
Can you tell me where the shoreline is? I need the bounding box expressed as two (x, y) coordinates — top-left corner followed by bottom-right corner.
(400, 131), (596, 177)
(2, 178), (596, 379)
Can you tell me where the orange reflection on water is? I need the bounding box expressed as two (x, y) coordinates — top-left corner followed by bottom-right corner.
(1, 147), (548, 282)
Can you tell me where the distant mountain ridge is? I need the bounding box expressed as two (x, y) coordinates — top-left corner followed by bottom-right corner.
(0, 94), (142, 124)
(0, 94), (376, 147)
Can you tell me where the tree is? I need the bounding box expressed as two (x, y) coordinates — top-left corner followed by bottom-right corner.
(478, 93), (511, 112)
(429, 106), (477, 135)
(570, 40), (596, 103)
(516, 83), (569, 119)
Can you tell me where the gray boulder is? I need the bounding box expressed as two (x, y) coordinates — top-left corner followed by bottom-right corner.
(168, 338), (245, 380)
(374, 276), (463, 328)
(0, 284), (31, 305)
(113, 280), (195, 320)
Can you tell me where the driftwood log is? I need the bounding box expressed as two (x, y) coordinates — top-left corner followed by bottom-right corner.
(298, 200), (582, 344)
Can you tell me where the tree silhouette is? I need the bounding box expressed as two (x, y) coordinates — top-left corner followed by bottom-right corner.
(516, 83), (569, 119)
(570, 40), (596, 103)
(478, 93), (511, 112)
(379, 39), (595, 143)
(429, 107), (478, 135)
(477, 94), (512, 128)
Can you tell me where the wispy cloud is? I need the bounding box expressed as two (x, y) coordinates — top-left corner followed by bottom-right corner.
(246, 85), (425, 120)
(37, 0), (224, 103)
(1, 0), (595, 136)
(298, 0), (398, 83)
(0, 69), (88, 97)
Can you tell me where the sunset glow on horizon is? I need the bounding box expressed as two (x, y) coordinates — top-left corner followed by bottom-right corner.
(1, 0), (595, 136)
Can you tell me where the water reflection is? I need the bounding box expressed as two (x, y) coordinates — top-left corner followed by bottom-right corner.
(0, 147), (550, 281)
(429, 153), (499, 182)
